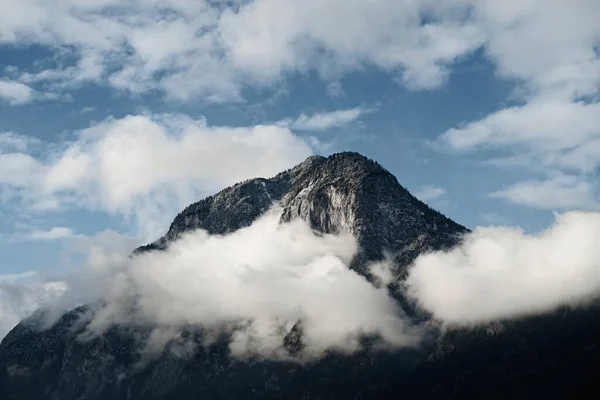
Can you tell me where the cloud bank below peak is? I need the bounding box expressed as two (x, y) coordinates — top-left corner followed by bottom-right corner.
(406, 211), (600, 324)
(15, 212), (418, 360)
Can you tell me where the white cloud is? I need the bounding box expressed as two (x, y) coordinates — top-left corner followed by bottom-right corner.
(278, 108), (366, 131)
(0, 80), (34, 105)
(26, 227), (74, 241)
(1, 0), (597, 108)
(219, 0), (484, 89)
(490, 175), (600, 210)
(406, 211), (600, 324)
(470, 0), (600, 100)
(413, 186), (447, 202)
(0, 0), (488, 101)
(434, 1), (600, 209)
(0, 79), (65, 105)
(0, 273), (66, 339)
(0, 115), (314, 239)
(440, 100), (600, 173)
(28, 212), (417, 360)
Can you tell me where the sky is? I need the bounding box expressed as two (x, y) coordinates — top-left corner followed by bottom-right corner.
(0, 0), (599, 282)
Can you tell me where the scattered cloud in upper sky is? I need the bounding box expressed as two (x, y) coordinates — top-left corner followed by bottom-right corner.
(26, 227), (74, 241)
(490, 175), (600, 210)
(0, 114), (314, 239)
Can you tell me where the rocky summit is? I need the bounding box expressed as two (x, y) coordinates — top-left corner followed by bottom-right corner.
(2, 152), (600, 399)
(135, 152), (467, 276)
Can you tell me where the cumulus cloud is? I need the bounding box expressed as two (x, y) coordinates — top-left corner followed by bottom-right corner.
(7, 212), (415, 359)
(0, 0), (487, 101)
(79, 213), (416, 360)
(1, 0), (597, 111)
(0, 132), (39, 153)
(406, 211), (600, 324)
(0, 80), (34, 105)
(0, 114), (313, 239)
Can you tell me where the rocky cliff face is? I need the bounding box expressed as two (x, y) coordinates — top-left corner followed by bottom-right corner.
(2, 152), (600, 400)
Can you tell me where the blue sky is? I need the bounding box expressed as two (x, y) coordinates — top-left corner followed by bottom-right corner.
(0, 0), (599, 279)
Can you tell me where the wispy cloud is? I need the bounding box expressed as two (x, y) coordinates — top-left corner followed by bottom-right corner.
(278, 108), (367, 131)
(490, 175), (600, 210)
(413, 186), (447, 202)
(0, 272), (66, 339)
(26, 227), (74, 241)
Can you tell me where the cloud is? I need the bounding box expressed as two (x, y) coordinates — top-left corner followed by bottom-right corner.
(1, 1), (597, 108)
(26, 212), (417, 360)
(26, 227), (74, 241)
(0, 80), (34, 105)
(219, 0), (484, 89)
(0, 0), (487, 101)
(0, 229), (142, 341)
(413, 186), (447, 202)
(406, 211), (600, 324)
(434, 1), (600, 209)
(440, 100), (600, 173)
(0, 132), (39, 153)
(0, 115), (314, 239)
(278, 108), (366, 131)
(0, 79), (65, 105)
(0, 272), (66, 339)
(490, 175), (600, 210)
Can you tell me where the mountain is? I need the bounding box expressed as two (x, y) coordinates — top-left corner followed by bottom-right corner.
(2, 152), (600, 399)
(134, 153), (466, 275)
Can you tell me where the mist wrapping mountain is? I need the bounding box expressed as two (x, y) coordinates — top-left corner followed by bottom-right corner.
(1, 152), (600, 399)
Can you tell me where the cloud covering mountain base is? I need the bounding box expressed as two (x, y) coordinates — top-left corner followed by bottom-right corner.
(3, 211), (600, 361)
(56, 212), (417, 360)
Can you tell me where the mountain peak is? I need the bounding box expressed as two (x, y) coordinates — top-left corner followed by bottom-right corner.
(136, 152), (467, 277)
